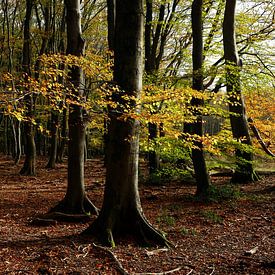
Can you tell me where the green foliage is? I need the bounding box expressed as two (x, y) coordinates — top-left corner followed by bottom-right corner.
(180, 227), (197, 236)
(157, 211), (176, 226)
(201, 210), (223, 224)
(206, 184), (242, 203)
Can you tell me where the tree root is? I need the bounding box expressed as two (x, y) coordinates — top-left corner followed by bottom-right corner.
(135, 214), (173, 247)
(83, 211), (172, 248)
(49, 194), (98, 216)
(92, 243), (129, 275)
(31, 211), (91, 225)
(92, 243), (181, 275)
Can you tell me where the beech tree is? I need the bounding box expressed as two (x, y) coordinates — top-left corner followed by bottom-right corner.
(223, 0), (259, 183)
(188, 0), (211, 198)
(84, 0), (168, 247)
(49, 0), (98, 215)
(20, 0), (36, 176)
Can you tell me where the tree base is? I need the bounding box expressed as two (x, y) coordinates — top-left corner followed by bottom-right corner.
(19, 165), (36, 176)
(231, 170), (260, 184)
(49, 194), (98, 216)
(82, 211), (171, 247)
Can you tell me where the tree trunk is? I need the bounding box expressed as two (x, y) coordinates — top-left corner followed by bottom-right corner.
(46, 112), (58, 168)
(148, 122), (160, 174)
(50, 0), (97, 215)
(189, 0), (211, 199)
(20, 0), (36, 176)
(84, 0), (168, 247)
(57, 108), (67, 163)
(223, 0), (259, 183)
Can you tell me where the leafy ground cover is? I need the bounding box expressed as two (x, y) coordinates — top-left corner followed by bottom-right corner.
(0, 155), (274, 274)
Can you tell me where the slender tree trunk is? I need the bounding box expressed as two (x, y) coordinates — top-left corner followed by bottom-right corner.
(50, 0), (97, 215)
(223, 0), (259, 183)
(20, 0), (36, 176)
(189, 0), (211, 198)
(84, 0), (168, 247)
(57, 108), (67, 163)
(46, 112), (58, 168)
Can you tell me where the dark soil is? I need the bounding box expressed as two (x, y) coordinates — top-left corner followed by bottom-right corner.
(0, 155), (274, 274)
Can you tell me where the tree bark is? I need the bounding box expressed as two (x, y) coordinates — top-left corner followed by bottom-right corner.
(50, 0), (98, 215)
(20, 0), (36, 176)
(84, 0), (169, 247)
(223, 0), (259, 183)
(189, 0), (211, 199)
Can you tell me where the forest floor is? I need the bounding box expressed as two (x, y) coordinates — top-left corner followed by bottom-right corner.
(0, 155), (274, 275)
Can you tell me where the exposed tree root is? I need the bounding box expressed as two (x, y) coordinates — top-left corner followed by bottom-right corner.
(92, 243), (129, 275)
(31, 211), (91, 225)
(49, 194), (99, 216)
(92, 243), (181, 275)
(83, 211), (171, 248)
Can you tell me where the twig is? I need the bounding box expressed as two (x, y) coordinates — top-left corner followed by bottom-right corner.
(92, 243), (129, 275)
(209, 267), (215, 275)
(186, 269), (193, 275)
(133, 266), (182, 275)
(145, 248), (169, 256)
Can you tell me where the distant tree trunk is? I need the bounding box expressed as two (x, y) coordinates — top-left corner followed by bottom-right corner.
(223, 0), (259, 183)
(56, 7), (67, 164)
(189, 0), (211, 198)
(46, 112), (58, 168)
(50, 0), (98, 215)
(10, 117), (21, 164)
(144, 0), (179, 175)
(56, 108), (67, 163)
(20, 0), (36, 176)
(84, 0), (168, 247)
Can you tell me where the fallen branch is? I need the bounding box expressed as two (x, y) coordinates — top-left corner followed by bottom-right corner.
(244, 246), (259, 256)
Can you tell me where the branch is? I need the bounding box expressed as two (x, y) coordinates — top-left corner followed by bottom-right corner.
(248, 117), (275, 157)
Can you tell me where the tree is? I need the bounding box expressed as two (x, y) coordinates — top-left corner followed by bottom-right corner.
(188, 0), (211, 198)
(20, 0), (36, 176)
(223, 0), (259, 183)
(84, 0), (168, 247)
(49, 0), (98, 215)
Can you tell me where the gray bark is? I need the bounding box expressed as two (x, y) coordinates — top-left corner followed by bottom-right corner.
(223, 0), (259, 183)
(84, 0), (168, 247)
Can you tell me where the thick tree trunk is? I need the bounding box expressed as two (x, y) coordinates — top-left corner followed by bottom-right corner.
(20, 0), (36, 176)
(190, 0), (211, 198)
(50, 0), (97, 215)
(84, 0), (168, 247)
(223, 0), (259, 183)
